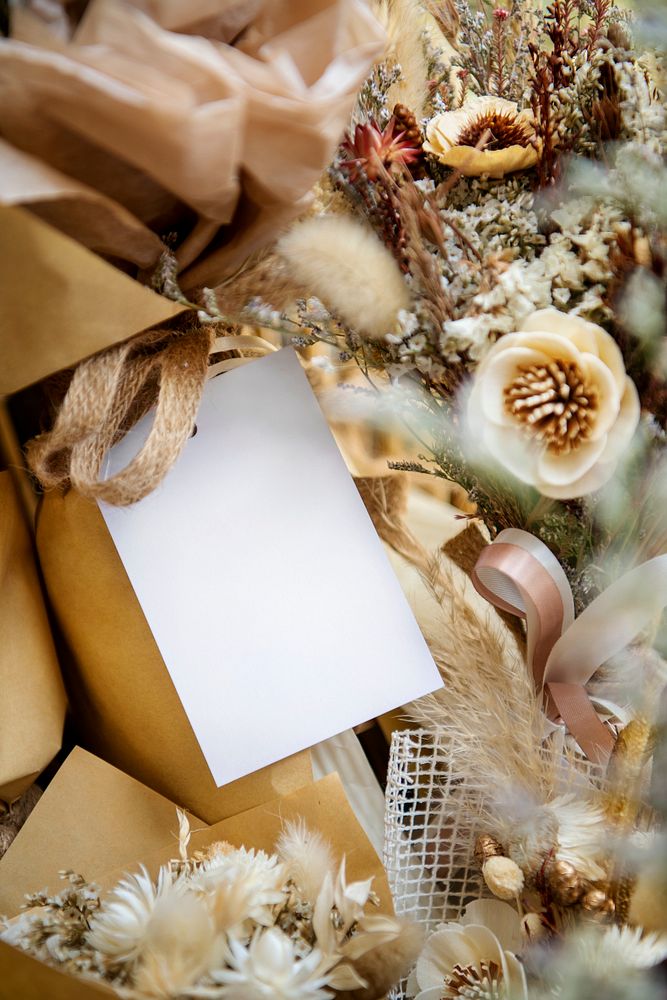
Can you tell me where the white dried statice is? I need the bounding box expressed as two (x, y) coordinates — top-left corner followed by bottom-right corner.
(440, 192), (626, 364)
(617, 59), (667, 152)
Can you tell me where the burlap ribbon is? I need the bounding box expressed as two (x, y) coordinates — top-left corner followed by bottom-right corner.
(27, 328), (277, 506)
(472, 528), (667, 764)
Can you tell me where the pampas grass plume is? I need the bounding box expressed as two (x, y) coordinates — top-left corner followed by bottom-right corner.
(278, 216), (410, 340)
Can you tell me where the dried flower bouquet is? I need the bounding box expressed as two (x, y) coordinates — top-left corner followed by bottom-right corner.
(233, 2), (667, 997)
(1, 813), (419, 999)
(249, 0), (667, 611)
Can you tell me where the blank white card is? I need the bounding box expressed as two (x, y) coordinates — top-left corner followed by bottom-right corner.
(100, 348), (442, 786)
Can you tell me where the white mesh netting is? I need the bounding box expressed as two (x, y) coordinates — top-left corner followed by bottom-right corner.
(383, 729), (486, 933)
(383, 729), (605, 998)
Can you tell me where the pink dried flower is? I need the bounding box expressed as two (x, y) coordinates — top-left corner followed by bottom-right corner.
(341, 117), (422, 182)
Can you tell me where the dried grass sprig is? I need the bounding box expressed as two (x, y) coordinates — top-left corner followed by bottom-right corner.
(375, 0), (432, 117)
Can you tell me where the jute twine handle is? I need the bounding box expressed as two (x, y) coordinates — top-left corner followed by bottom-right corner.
(27, 327), (278, 506)
(27, 326), (213, 506)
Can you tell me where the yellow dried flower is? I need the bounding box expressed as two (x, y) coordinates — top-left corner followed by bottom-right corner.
(424, 96), (538, 178)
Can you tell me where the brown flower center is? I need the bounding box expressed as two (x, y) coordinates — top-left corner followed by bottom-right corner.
(457, 112), (532, 150)
(443, 960), (506, 999)
(504, 360), (599, 454)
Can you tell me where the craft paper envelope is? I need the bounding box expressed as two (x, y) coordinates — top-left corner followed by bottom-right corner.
(0, 470), (66, 805)
(99, 347), (442, 787)
(0, 207), (187, 395)
(0, 772), (387, 1000)
(100, 773), (392, 913)
(0, 746), (206, 917)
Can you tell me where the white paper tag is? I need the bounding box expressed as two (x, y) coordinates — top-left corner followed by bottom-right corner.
(100, 348), (442, 787)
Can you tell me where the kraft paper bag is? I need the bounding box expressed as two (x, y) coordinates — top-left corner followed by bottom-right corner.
(35, 491), (313, 824)
(0, 774), (388, 1000)
(0, 945), (117, 1000)
(0, 746), (206, 918)
(0, 207), (187, 396)
(0, 471), (66, 806)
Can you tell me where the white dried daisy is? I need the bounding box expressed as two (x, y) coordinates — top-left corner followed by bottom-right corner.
(133, 890), (224, 997)
(576, 924), (667, 972)
(86, 866), (179, 964)
(213, 927), (335, 999)
(193, 845), (287, 930)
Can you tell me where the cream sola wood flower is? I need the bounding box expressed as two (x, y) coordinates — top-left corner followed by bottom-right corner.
(467, 309), (640, 498)
(424, 96), (538, 178)
(407, 899), (527, 1000)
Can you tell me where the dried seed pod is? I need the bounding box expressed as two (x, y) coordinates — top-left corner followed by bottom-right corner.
(547, 859), (584, 906)
(483, 856), (525, 900)
(474, 833), (504, 866)
(581, 889), (616, 921)
(392, 103), (423, 148)
(521, 912), (549, 942)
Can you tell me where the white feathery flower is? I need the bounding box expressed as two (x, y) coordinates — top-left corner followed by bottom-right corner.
(193, 846), (287, 932)
(276, 820), (335, 906)
(591, 925), (667, 969)
(86, 866), (179, 964)
(133, 890), (224, 997)
(550, 793), (608, 881)
(213, 927), (335, 1000)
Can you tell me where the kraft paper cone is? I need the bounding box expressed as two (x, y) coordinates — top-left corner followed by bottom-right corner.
(0, 747), (206, 918)
(35, 491), (312, 824)
(182, 773), (392, 912)
(0, 945), (117, 1000)
(0, 207), (187, 396)
(0, 471), (66, 805)
(0, 774), (388, 1000)
(99, 773), (392, 912)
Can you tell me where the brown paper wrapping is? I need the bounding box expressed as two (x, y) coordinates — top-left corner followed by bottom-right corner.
(0, 747), (206, 917)
(0, 0), (384, 290)
(0, 471), (66, 805)
(0, 207), (188, 396)
(0, 758), (388, 1000)
(35, 490), (312, 824)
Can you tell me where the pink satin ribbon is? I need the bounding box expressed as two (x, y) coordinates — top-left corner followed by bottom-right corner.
(471, 529), (667, 765)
